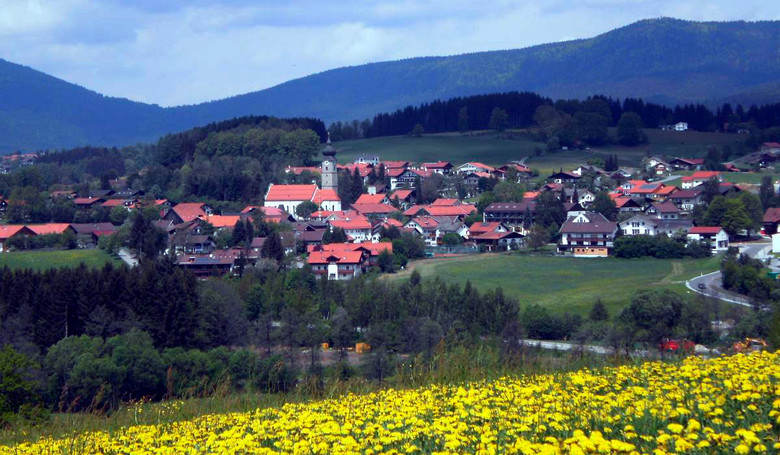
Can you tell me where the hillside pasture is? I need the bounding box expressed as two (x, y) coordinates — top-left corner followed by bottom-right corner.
(0, 249), (121, 271)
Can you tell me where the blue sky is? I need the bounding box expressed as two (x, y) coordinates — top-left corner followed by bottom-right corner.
(1, 0), (777, 106)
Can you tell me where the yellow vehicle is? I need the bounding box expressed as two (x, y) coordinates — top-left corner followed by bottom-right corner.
(732, 338), (767, 353)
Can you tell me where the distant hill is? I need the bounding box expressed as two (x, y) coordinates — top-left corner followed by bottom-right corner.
(1, 17), (779, 153)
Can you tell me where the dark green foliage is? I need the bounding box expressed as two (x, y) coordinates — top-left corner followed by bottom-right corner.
(322, 227), (347, 245)
(295, 201), (318, 219)
(619, 290), (683, 345)
(489, 107), (510, 132)
(721, 253), (776, 302)
(0, 345), (43, 426)
(613, 235), (710, 259)
(616, 112), (646, 146)
(261, 231), (285, 262)
(591, 192), (617, 221)
(589, 299), (609, 322)
(391, 233), (426, 259)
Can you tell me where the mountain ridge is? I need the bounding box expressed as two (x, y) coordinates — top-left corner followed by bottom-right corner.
(1, 17), (779, 153)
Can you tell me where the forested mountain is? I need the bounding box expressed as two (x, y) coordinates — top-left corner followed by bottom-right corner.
(1, 18), (779, 153)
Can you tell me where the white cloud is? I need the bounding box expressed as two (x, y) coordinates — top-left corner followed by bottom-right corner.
(0, 0), (777, 106)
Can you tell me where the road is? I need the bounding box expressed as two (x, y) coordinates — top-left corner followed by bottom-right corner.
(118, 248), (139, 267)
(520, 339), (654, 357)
(685, 241), (772, 307)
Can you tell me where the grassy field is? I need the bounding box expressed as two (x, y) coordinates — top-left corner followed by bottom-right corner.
(335, 129), (746, 170)
(0, 249), (121, 270)
(389, 254), (721, 317)
(665, 170), (778, 186)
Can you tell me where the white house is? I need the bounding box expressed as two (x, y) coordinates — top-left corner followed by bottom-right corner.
(328, 216), (374, 242)
(674, 122), (689, 132)
(455, 162), (495, 174)
(264, 184), (342, 218)
(354, 156), (379, 166)
(687, 226), (729, 252)
(619, 215), (693, 237)
(308, 251), (365, 280)
(577, 190), (596, 206)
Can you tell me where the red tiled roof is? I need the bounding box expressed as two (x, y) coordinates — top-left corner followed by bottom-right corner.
(389, 189), (413, 200)
(265, 184), (318, 202)
(355, 194), (386, 205)
(653, 202), (680, 213)
(691, 171), (721, 180)
(172, 202), (207, 222)
(313, 188), (340, 204)
(0, 225), (30, 240)
(308, 251), (364, 265)
(407, 216), (439, 229)
(421, 161), (452, 169)
(386, 168), (406, 177)
(464, 162), (495, 172)
(762, 142), (780, 148)
(27, 223), (71, 235)
(403, 204), (476, 217)
(206, 215), (241, 228)
(473, 231), (519, 240)
(469, 222), (504, 236)
(285, 166), (321, 175)
(689, 226), (723, 235)
(101, 199), (128, 208)
(382, 161), (409, 169)
(523, 191), (541, 199)
(654, 186), (677, 196)
(312, 241), (393, 256)
(380, 218), (403, 228)
(432, 198), (459, 206)
(73, 197), (103, 206)
(329, 217), (372, 230)
(351, 203), (397, 215)
(613, 197), (638, 208)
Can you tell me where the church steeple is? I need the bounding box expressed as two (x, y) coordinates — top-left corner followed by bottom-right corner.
(321, 132), (338, 192)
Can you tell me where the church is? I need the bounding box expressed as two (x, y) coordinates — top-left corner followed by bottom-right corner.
(263, 136), (342, 217)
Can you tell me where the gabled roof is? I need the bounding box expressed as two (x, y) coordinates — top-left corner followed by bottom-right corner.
(763, 208), (780, 224)
(403, 204), (476, 217)
(421, 161), (452, 169)
(670, 157), (705, 166)
(560, 212), (617, 234)
(171, 202), (207, 222)
(652, 202), (681, 213)
(432, 198), (459, 206)
(101, 199), (129, 208)
(614, 197), (641, 208)
(307, 251), (365, 265)
(549, 171), (580, 180)
(484, 200), (536, 213)
(691, 171), (721, 180)
(313, 188), (341, 204)
(689, 226), (723, 235)
(389, 189), (414, 200)
(329, 217), (372, 230)
(669, 188), (702, 199)
(406, 216), (439, 229)
(0, 225), (32, 240)
(351, 203), (397, 215)
(311, 241), (393, 256)
(355, 194), (387, 205)
(460, 162), (495, 172)
(469, 222), (505, 236)
(381, 160), (409, 169)
(27, 223), (71, 235)
(70, 223), (117, 235)
(73, 197), (104, 206)
(473, 231), (523, 240)
(265, 184), (318, 202)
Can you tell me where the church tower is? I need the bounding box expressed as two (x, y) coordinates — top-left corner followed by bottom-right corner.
(321, 133), (338, 192)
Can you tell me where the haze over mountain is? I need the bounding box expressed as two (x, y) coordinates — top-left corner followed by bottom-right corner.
(1, 17), (778, 153)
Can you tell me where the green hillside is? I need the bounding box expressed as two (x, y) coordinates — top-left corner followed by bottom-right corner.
(0, 18), (778, 153)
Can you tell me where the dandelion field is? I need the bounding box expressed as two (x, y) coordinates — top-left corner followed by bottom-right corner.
(3, 352), (779, 454)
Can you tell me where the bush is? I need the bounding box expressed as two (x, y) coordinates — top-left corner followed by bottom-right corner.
(613, 235), (710, 259)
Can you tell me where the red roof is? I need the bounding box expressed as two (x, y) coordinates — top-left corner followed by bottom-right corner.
(389, 189), (413, 200)
(313, 188), (340, 204)
(351, 203), (397, 215)
(407, 217), (439, 229)
(172, 203), (207, 222)
(689, 226), (723, 235)
(27, 223), (71, 235)
(403, 204), (476, 217)
(469, 222), (504, 236)
(73, 197), (103, 206)
(311, 241), (392, 256)
(379, 218), (403, 228)
(382, 161), (409, 169)
(691, 171), (721, 180)
(763, 142), (780, 148)
(0, 225), (30, 240)
(473, 231), (518, 240)
(463, 162), (495, 172)
(338, 164), (373, 177)
(764, 208), (780, 224)
(206, 215), (241, 228)
(421, 161), (452, 169)
(523, 191), (541, 200)
(101, 199), (128, 208)
(285, 166), (321, 175)
(307, 251), (364, 265)
(614, 197), (638, 208)
(432, 198), (459, 206)
(329, 217), (372, 230)
(386, 168), (406, 178)
(265, 184), (318, 202)
(355, 194), (386, 205)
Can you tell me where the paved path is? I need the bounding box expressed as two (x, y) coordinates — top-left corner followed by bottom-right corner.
(685, 241), (772, 308)
(118, 248), (139, 267)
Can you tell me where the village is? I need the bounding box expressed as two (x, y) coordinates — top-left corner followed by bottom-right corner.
(1, 140), (780, 278)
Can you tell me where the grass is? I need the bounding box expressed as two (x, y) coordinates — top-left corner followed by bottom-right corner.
(669, 170), (779, 185)
(334, 129), (746, 170)
(389, 253), (721, 316)
(0, 249), (121, 271)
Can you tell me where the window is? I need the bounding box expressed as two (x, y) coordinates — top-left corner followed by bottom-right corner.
(632, 229), (639, 235)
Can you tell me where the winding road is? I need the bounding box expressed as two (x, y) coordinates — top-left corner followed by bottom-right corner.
(686, 241), (774, 307)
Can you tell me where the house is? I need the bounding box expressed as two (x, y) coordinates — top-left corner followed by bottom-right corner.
(308, 251), (367, 280)
(619, 215), (692, 237)
(687, 227), (729, 252)
(668, 188), (704, 212)
(0, 225), (34, 252)
(548, 171), (581, 184)
(73, 197), (106, 211)
(309, 242), (392, 267)
(468, 222), (509, 238)
(354, 155), (380, 166)
(669, 158), (705, 171)
(558, 212), (618, 257)
(564, 201), (588, 218)
(570, 164), (605, 177)
(350, 203), (398, 219)
(462, 171), (496, 188)
(763, 208), (780, 236)
(176, 254), (236, 277)
(421, 161), (453, 174)
(760, 142), (780, 154)
(184, 235), (216, 254)
(328, 215), (374, 242)
(355, 194), (388, 205)
(164, 202), (212, 224)
(312, 188), (341, 212)
(456, 162), (495, 174)
(620, 180), (648, 196)
(389, 168), (432, 190)
(70, 223), (117, 246)
(681, 171), (721, 189)
(577, 190), (596, 206)
(472, 231), (525, 251)
(403, 202), (476, 219)
(483, 200), (537, 227)
(611, 168), (634, 180)
(646, 157), (670, 175)
(240, 206), (295, 223)
(613, 197), (643, 213)
(387, 189), (415, 209)
(497, 163), (533, 179)
(645, 202), (681, 220)
(629, 182), (670, 200)
(381, 160), (410, 170)
(674, 122), (689, 132)
(27, 223), (71, 236)
(204, 215), (242, 230)
(404, 216), (467, 246)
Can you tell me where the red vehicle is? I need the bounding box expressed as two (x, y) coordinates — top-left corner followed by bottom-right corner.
(660, 338), (695, 353)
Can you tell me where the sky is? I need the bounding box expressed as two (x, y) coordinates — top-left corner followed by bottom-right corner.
(1, 0), (778, 107)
